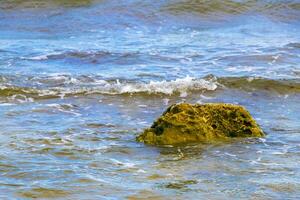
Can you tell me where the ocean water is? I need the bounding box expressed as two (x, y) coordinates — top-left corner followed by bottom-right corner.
(0, 0), (300, 199)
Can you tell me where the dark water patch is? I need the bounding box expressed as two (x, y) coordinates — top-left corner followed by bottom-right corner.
(17, 187), (70, 199)
(216, 53), (284, 66)
(285, 42), (300, 49)
(0, 0), (95, 10)
(0, 87), (38, 97)
(0, 163), (17, 173)
(264, 182), (300, 193)
(163, 179), (198, 190)
(24, 137), (73, 146)
(218, 77), (300, 94)
(284, 43), (300, 56)
(21, 49), (187, 66)
(0, 183), (24, 187)
(126, 190), (168, 200)
(23, 50), (113, 62)
(84, 122), (116, 128)
(165, 0), (300, 22)
(166, 0), (252, 15)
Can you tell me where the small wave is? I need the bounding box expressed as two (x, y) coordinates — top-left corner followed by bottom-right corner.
(21, 50), (140, 63)
(23, 55), (49, 61)
(218, 77), (300, 94)
(0, 76), (299, 101)
(22, 50), (109, 61)
(285, 43), (300, 49)
(21, 50), (193, 65)
(0, 76), (218, 100)
(105, 76), (218, 95)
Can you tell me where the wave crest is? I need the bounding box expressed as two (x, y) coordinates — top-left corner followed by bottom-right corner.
(0, 76), (218, 100)
(1, 75), (299, 102)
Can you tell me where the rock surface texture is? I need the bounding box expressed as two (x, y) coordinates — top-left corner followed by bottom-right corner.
(137, 103), (264, 145)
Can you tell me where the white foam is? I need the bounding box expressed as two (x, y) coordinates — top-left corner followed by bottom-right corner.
(1, 76), (218, 100)
(46, 103), (81, 116)
(91, 76), (218, 96)
(0, 103), (15, 106)
(22, 52), (60, 61)
(33, 76), (217, 96)
(110, 158), (136, 168)
(9, 94), (34, 103)
(28, 55), (48, 60)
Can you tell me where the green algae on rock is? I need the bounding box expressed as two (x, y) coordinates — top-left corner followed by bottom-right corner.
(137, 103), (264, 145)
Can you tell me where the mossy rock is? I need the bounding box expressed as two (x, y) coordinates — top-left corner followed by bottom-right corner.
(137, 103), (264, 145)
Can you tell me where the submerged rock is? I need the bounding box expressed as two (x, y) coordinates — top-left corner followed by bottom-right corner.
(137, 103), (264, 145)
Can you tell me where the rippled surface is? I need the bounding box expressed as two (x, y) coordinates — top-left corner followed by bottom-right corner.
(0, 0), (300, 199)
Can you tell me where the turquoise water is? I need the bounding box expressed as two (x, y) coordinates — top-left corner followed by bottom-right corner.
(0, 0), (300, 199)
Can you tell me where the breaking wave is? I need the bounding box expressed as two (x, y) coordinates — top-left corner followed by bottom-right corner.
(218, 76), (300, 94)
(0, 76), (218, 100)
(1, 75), (299, 102)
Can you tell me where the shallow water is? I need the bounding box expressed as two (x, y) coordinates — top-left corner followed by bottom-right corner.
(0, 0), (300, 199)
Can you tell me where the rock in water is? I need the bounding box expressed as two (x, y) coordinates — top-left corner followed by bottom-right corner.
(137, 103), (264, 145)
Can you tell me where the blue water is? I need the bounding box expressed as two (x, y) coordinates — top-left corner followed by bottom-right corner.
(0, 0), (300, 199)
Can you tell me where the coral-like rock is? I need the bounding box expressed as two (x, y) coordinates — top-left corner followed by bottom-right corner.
(137, 103), (264, 145)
